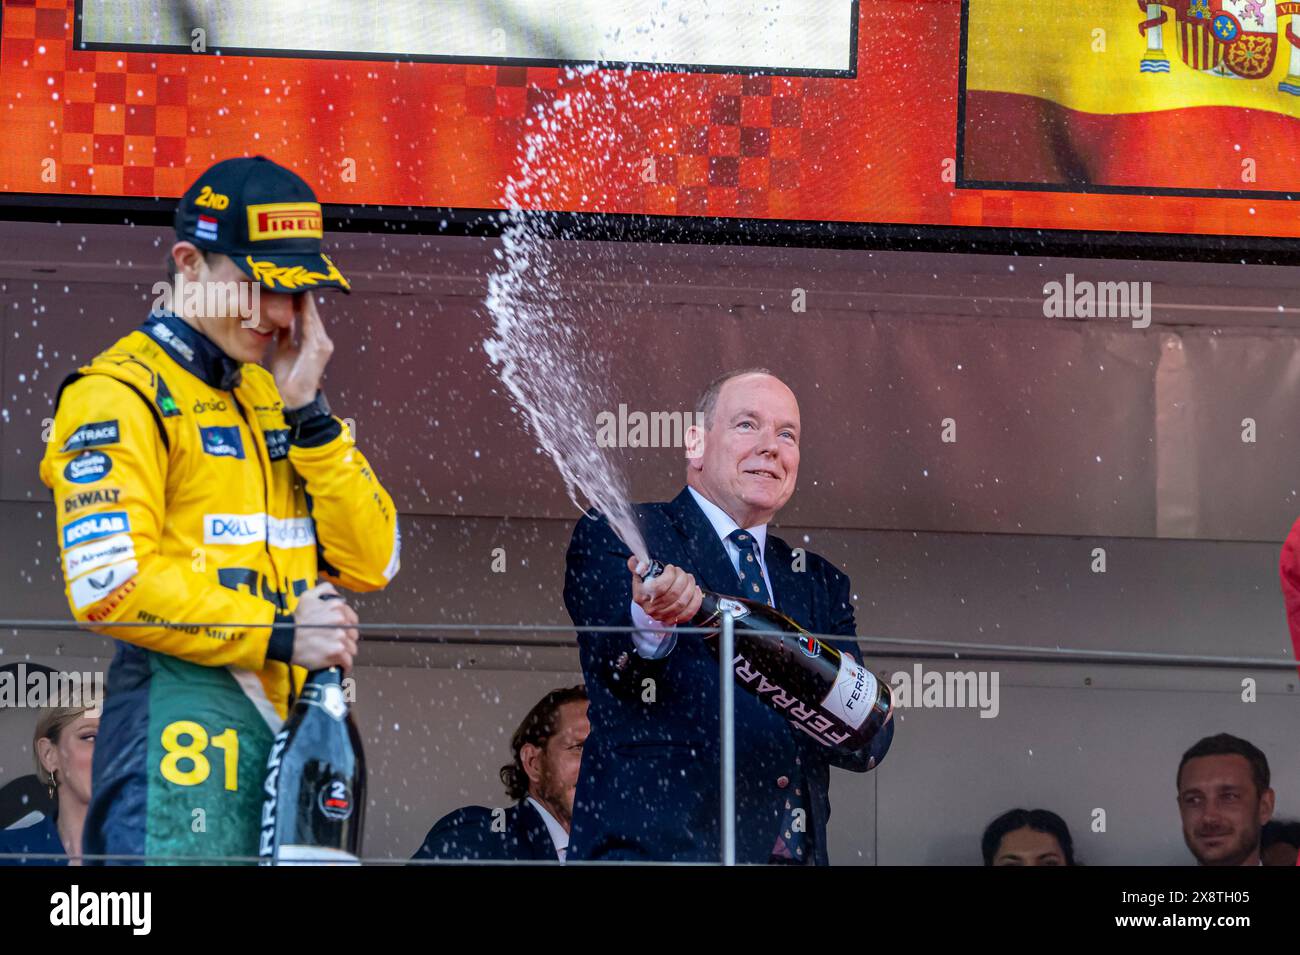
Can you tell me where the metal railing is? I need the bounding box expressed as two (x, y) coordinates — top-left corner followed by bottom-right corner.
(0, 615), (1295, 866)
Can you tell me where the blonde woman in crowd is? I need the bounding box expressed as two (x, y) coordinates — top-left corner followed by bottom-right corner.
(0, 706), (98, 865)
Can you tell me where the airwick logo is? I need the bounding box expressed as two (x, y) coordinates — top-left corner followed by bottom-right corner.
(1043, 273), (1153, 328)
(151, 275), (259, 322)
(50, 885), (151, 935)
(247, 202), (324, 241)
(0, 665), (104, 719)
(595, 404), (706, 452)
(888, 665), (1000, 719)
(64, 533), (135, 579)
(204, 513), (316, 549)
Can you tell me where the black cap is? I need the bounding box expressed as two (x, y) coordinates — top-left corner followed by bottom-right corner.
(174, 156), (350, 294)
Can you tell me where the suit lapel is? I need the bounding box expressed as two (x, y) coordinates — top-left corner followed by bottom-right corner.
(666, 488), (742, 595)
(516, 800), (559, 860)
(764, 533), (812, 629)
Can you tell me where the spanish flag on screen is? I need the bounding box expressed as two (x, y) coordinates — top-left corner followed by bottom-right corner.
(962, 1), (1300, 193)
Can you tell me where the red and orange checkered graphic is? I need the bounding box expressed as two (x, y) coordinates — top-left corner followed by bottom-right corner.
(0, 0), (1297, 238)
(0, 0), (990, 228)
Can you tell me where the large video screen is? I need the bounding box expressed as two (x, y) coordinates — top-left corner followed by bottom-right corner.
(0, 0), (1295, 239)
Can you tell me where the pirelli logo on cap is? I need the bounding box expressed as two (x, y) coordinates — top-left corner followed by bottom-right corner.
(247, 202), (324, 241)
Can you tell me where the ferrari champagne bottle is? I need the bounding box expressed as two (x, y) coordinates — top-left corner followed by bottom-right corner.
(259, 667), (366, 864)
(642, 560), (892, 753)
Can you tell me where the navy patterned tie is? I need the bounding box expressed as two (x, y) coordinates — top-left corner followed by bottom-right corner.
(728, 529), (771, 605)
(726, 529), (807, 864)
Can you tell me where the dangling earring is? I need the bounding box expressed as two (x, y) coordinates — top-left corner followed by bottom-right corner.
(47, 769), (58, 800)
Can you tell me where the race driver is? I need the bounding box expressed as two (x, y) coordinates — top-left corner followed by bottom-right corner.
(38, 156), (401, 863)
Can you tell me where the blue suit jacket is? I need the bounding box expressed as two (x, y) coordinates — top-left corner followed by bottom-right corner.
(563, 488), (893, 865)
(0, 816), (67, 866)
(411, 800), (557, 863)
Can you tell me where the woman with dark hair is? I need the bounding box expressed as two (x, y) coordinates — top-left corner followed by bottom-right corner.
(0, 706), (98, 865)
(982, 808), (1077, 866)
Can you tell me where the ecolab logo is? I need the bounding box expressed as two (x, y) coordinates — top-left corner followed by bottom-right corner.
(63, 512), (130, 549)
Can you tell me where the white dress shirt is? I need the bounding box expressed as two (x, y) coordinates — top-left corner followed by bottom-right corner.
(525, 796), (569, 862)
(629, 486), (775, 658)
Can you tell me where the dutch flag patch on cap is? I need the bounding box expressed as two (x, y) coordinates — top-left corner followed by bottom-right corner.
(196, 214), (218, 242)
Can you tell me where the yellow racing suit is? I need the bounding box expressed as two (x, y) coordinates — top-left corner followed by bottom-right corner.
(38, 311), (400, 861)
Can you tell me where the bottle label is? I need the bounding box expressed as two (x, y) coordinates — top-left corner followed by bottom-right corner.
(733, 653), (852, 748)
(715, 597), (751, 620)
(275, 845), (360, 866)
(318, 776), (355, 821)
(258, 728), (291, 860)
(820, 652), (877, 731)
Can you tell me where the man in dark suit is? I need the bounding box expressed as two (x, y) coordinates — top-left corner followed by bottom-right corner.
(564, 368), (893, 865)
(412, 685), (588, 862)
